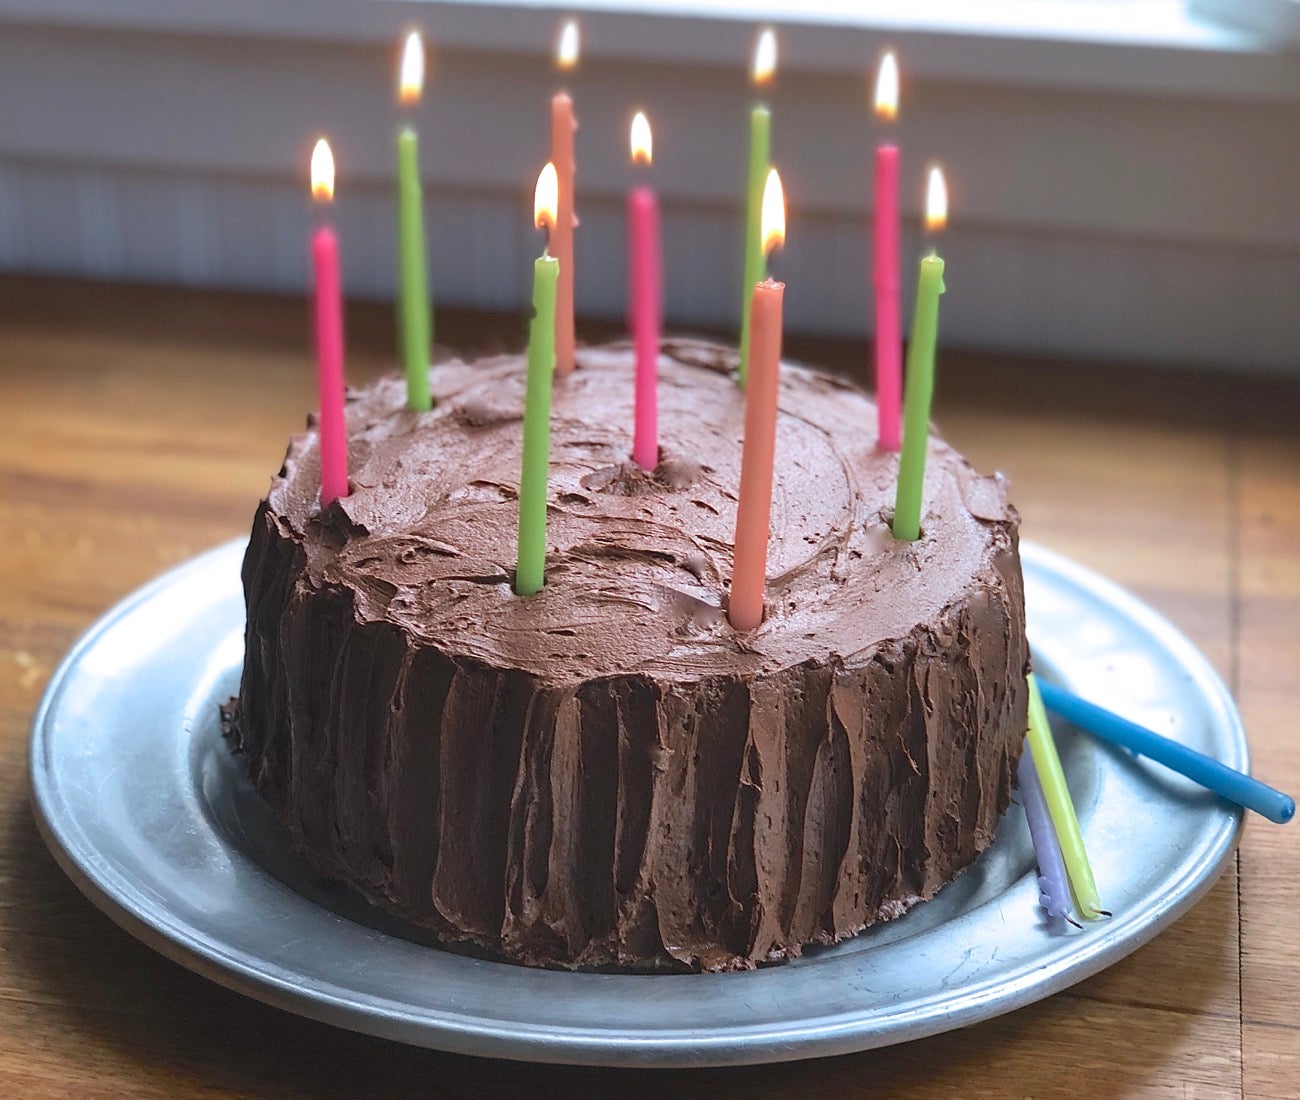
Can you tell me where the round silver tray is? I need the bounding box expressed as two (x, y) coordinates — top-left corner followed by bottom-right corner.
(29, 539), (1243, 1067)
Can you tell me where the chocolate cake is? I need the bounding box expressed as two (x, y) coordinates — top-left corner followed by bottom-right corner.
(227, 339), (1029, 971)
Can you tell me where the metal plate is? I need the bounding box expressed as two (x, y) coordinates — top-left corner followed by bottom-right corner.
(29, 539), (1244, 1067)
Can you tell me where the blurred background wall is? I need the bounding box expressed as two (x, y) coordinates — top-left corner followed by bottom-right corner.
(0, 0), (1296, 372)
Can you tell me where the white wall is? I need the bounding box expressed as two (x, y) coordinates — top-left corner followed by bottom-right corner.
(0, 8), (1296, 372)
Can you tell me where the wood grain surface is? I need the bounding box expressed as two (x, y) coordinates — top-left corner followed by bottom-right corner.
(1, 276), (1296, 1098)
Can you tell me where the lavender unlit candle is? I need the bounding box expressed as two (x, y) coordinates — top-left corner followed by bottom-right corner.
(1018, 740), (1077, 924)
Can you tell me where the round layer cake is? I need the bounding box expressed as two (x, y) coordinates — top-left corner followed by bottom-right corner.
(228, 339), (1029, 971)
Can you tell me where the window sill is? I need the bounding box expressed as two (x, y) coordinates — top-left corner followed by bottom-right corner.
(0, 0), (1296, 103)
(0, 1), (1294, 370)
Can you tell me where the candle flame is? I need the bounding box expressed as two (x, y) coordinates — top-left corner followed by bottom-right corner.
(398, 30), (425, 106)
(630, 111), (652, 166)
(752, 28), (776, 86)
(556, 19), (580, 70)
(760, 167), (785, 255)
(534, 162), (559, 230)
(310, 138), (335, 202)
(925, 166), (948, 233)
(874, 50), (898, 121)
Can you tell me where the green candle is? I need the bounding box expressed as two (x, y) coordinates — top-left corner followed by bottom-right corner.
(516, 250), (560, 596)
(1026, 673), (1105, 919)
(396, 125), (432, 411)
(892, 251), (945, 541)
(739, 103), (771, 388)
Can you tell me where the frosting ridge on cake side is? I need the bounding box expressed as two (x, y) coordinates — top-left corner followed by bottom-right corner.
(229, 339), (1029, 970)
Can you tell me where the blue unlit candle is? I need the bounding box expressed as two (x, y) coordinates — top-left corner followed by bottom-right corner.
(1017, 740), (1077, 923)
(1037, 679), (1294, 825)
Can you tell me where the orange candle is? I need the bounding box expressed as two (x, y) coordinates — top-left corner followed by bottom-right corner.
(729, 168), (786, 632)
(551, 19), (579, 375)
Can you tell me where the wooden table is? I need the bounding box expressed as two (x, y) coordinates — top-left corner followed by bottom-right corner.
(2, 277), (1296, 1098)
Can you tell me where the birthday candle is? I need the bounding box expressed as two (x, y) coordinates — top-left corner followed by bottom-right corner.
(395, 30), (432, 411)
(516, 164), (560, 596)
(738, 28), (775, 389)
(309, 138), (348, 507)
(551, 19), (579, 376)
(628, 111), (661, 471)
(1038, 678), (1295, 825)
(872, 50), (901, 450)
(893, 166), (947, 542)
(729, 168), (786, 632)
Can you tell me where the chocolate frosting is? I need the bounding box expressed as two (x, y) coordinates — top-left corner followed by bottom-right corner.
(229, 339), (1029, 971)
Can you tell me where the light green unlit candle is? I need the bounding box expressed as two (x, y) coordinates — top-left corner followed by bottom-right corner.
(1026, 673), (1105, 919)
(515, 253), (559, 596)
(892, 252), (945, 541)
(397, 126), (432, 411)
(738, 103), (770, 388)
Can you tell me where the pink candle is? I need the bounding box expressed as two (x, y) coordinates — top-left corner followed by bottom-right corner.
(872, 51), (901, 451)
(628, 112), (660, 470)
(729, 169), (785, 633)
(310, 138), (348, 506)
(551, 20), (579, 375)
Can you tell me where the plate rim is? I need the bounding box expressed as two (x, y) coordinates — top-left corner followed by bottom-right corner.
(27, 538), (1245, 1066)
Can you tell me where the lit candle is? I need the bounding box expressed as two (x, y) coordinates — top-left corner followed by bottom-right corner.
(892, 166), (947, 542)
(872, 50), (902, 451)
(396, 30), (432, 411)
(729, 168), (785, 632)
(1027, 673), (1105, 920)
(738, 28), (775, 389)
(551, 19), (579, 376)
(628, 111), (661, 471)
(1017, 741), (1079, 925)
(309, 138), (348, 507)
(516, 163), (560, 596)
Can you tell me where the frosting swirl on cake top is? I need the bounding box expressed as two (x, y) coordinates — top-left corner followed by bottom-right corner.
(269, 339), (1015, 685)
